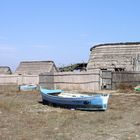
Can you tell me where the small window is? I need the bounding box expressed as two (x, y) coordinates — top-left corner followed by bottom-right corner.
(114, 68), (125, 71)
(101, 68), (107, 70)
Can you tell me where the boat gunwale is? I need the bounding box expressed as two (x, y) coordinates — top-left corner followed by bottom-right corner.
(40, 89), (109, 101)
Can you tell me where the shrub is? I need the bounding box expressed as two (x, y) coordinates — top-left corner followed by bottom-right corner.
(118, 83), (134, 92)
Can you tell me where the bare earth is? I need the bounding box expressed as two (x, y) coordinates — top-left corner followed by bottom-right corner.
(0, 90), (140, 140)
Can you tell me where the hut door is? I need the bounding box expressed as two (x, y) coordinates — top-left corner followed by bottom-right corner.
(101, 70), (112, 90)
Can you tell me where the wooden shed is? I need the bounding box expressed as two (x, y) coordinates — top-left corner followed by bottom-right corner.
(87, 42), (140, 71)
(15, 61), (58, 75)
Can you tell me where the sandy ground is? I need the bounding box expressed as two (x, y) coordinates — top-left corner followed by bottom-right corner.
(0, 90), (140, 140)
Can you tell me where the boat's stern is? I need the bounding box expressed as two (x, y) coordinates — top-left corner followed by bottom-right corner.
(90, 94), (110, 111)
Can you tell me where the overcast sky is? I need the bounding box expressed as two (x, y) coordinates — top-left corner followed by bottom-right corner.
(0, 0), (140, 71)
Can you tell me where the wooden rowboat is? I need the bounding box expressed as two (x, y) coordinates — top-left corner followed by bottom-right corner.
(40, 87), (110, 111)
(19, 84), (37, 91)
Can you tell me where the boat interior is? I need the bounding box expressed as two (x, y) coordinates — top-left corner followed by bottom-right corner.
(52, 92), (92, 98)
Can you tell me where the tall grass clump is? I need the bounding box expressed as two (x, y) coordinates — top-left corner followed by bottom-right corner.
(117, 83), (134, 93)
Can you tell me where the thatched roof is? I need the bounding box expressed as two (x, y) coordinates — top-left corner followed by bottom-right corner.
(90, 42), (140, 51)
(87, 42), (140, 71)
(0, 66), (12, 75)
(15, 61), (58, 75)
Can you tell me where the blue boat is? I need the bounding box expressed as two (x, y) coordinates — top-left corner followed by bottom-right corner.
(40, 87), (110, 111)
(19, 84), (37, 91)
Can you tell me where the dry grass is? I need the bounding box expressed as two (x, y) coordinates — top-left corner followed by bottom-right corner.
(117, 83), (134, 93)
(0, 86), (140, 140)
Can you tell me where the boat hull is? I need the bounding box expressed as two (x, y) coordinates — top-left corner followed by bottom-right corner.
(40, 88), (109, 111)
(20, 85), (37, 91)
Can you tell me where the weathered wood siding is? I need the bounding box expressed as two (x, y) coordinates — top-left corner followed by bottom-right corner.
(100, 70), (112, 89)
